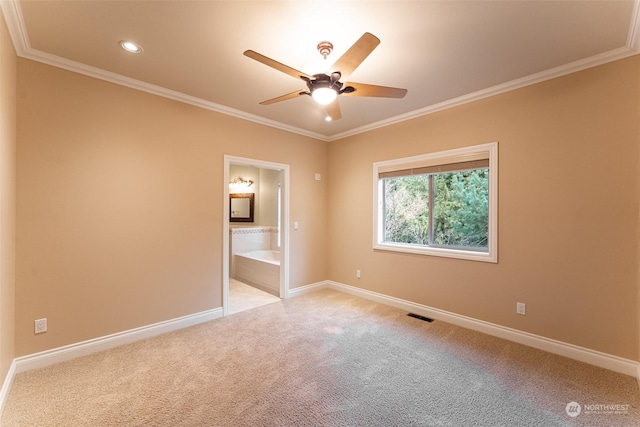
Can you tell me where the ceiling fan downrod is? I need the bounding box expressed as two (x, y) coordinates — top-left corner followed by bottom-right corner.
(317, 41), (333, 59)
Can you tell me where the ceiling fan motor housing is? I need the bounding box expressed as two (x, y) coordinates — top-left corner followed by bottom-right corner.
(307, 73), (341, 92)
(302, 73), (355, 96)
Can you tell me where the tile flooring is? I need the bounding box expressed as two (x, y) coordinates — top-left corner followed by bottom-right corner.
(228, 278), (281, 314)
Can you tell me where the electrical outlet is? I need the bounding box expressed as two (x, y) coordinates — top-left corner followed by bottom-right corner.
(356, 269), (361, 279)
(35, 318), (47, 334)
(516, 302), (526, 316)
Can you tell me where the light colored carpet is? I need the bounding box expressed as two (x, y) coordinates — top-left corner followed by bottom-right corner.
(228, 279), (280, 315)
(2, 289), (639, 426)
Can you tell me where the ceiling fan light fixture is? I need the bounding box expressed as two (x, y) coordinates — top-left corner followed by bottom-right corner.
(312, 87), (337, 105)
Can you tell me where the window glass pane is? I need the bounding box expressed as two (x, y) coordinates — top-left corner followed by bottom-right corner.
(374, 142), (497, 262)
(383, 175), (430, 244)
(432, 169), (488, 249)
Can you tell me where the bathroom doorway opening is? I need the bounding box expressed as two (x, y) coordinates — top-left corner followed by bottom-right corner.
(223, 155), (290, 316)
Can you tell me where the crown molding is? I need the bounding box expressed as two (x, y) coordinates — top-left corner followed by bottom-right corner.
(0, 0), (27, 54)
(628, 0), (640, 51)
(328, 46), (639, 141)
(2, 0), (639, 143)
(25, 47), (329, 141)
(331, 0), (640, 141)
(0, 0), (329, 141)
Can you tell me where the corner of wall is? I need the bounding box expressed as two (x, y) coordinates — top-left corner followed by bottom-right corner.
(0, 3), (18, 418)
(0, 360), (16, 416)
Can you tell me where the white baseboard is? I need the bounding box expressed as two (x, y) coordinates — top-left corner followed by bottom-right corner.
(286, 280), (331, 298)
(0, 307), (222, 416)
(2, 279), (638, 416)
(0, 360), (17, 416)
(325, 281), (639, 378)
(13, 307), (223, 375)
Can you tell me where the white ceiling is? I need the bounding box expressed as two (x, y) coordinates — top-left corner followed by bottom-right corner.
(2, 1), (639, 141)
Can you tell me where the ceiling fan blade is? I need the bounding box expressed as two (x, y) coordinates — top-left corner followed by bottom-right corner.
(342, 82), (407, 98)
(259, 90), (306, 105)
(329, 32), (380, 80)
(324, 100), (342, 120)
(244, 50), (314, 80)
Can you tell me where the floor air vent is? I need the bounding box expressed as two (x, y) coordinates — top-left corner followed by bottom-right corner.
(407, 313), (434, 322)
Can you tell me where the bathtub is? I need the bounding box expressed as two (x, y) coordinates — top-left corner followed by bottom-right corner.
(234, 250), (280, 296)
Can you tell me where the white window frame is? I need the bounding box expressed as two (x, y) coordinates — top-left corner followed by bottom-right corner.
(373, 142), (498, 263)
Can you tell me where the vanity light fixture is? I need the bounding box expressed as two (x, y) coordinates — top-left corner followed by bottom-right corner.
(229, 177), (254, 189)
(120, 40), (143, 54)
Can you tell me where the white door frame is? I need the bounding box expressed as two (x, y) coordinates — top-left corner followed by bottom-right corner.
(222, 155), (290, 316)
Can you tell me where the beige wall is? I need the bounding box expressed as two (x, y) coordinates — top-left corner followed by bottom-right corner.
(258, 168), (282, 227)
(0, 8), (17, 382)
(15, 59), (328, 356)
(8, 40), (640, 362)
(327, 56), (640, 360)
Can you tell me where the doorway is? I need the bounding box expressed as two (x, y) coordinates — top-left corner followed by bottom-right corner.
(223, 155), (290, 316)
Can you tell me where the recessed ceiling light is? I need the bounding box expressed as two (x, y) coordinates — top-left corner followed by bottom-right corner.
(325, 116), (332, 122)
(120, 40), (143, 54)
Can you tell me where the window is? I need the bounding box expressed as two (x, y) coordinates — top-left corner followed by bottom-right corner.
(373, 142), (498, 263)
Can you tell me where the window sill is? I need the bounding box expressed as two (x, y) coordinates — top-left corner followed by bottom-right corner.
(374, 242), (497, 263)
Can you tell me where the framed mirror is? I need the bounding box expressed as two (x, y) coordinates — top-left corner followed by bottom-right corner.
(230, 193), (254, 222)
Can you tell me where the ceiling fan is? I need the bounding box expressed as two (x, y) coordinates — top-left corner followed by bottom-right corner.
(243, 32), (407, 121)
